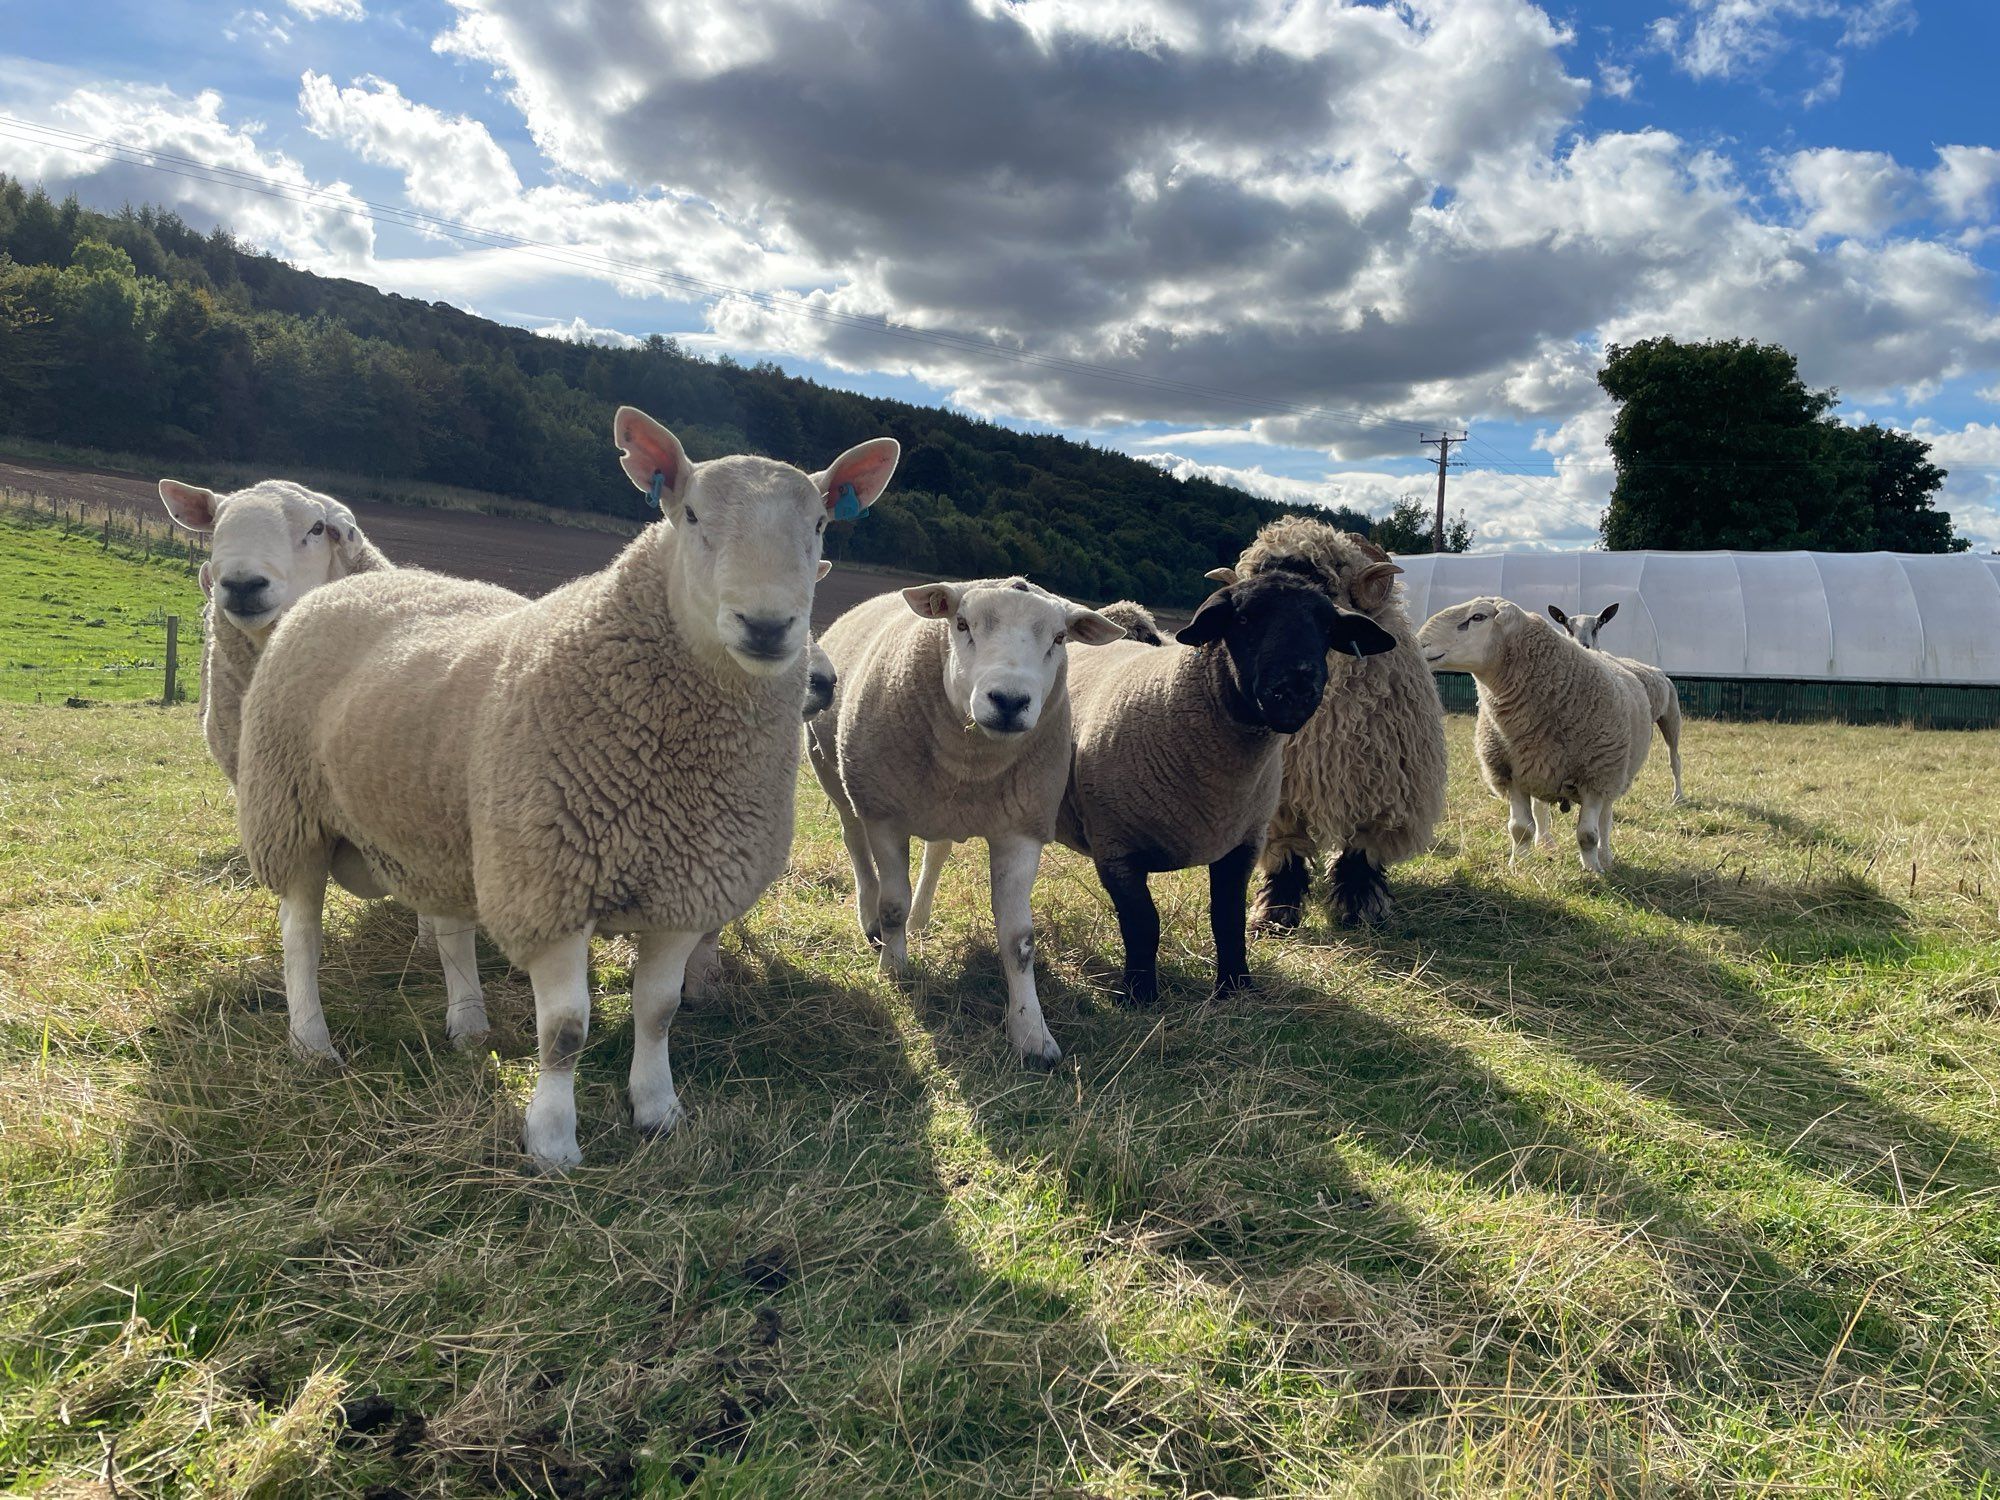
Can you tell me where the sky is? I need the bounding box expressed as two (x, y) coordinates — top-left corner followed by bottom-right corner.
(2, 0), (1998, 551)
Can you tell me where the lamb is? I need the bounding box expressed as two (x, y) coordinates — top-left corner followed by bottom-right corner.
(1057, 564), (1396, 1006)
(161, 478), (494, 1045)
(1546, 603), (1686, 804)
(235, 407), (899, 1169)
(808, 578), (1124, 1066)
(1204, 520), (1448, 929)
(1418, 598), (1653, 875)
(159, 479), (393, 784)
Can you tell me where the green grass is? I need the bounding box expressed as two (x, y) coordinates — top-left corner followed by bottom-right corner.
(0, 510), (205, 704)
(2, 533), (1999, 1496)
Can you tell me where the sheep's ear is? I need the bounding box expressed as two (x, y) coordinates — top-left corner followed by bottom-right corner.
(1203, 566), (1239, 586)
(816, 559), (832, 581)
(1065, 606), (1124, 646)
(1176, 589), (1236, 646)
(614, 407), (692, 504)
(1324, 605), (1397, 659)
(160, 479), (218, 532)
(1547, 604), (1568, 626)
(902, 582), (964, 620)
(813, 438), (901, 516)
(1598, 601), (1619, 625)
(1350, 560), (1402, 612)
(198, 559), (214, 596)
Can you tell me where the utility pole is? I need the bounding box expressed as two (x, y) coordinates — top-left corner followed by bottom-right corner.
(1420, 431), (1467, 553)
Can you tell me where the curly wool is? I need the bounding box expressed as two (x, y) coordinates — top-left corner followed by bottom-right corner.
(1230, 518), (1447, 874)
(1472, 615), (1652, 808)
(237, 523), (808, 963)
(1096, 600), (1165, 646)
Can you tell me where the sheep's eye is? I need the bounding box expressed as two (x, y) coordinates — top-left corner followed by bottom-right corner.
(308, 521), (325, 537)
(815, 516), (827, 535)
(1052, 631), (1065, 648)
(684, 507), (698, 526)
(955, 619), (969, 635)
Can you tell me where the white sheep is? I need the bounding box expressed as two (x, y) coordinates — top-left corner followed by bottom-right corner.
(1418, 598), (1652, 875)
(235, 408), (898, 1170)
(807, 578), (1123, 1066)
(1546, 603), (1686, 804)
(160, 478), (491, 1043)
(1056, 567), (1396, 1005)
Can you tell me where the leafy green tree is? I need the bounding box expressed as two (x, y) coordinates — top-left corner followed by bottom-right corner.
(1372, 495), (1473, 554)
(1598, 337), (1961, 552)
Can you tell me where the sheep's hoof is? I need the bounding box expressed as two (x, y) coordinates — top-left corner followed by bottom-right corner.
(1115, 975), (1159, 1009)
(1249, 906), (1301, 937)
(633, 1103), (687, 1140)
(287, 1031), (344, 1069)
(448, 1025), (492, 1055)
(1017, 1038), (1062, 1072)
(1209, 972), (1255, 1002)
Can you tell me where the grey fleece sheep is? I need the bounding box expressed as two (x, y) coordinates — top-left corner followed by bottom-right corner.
(1546, 604), (1686, 804)
(1206, 519), (1448, 929)
(236, 407), (899, 1170)
(1057, 566), (1395, 1005)
(159, 479), (394, 783)
(1095, 599), (1166, 646)
(1418, 598), (1652, 875)
(808, 578), (1122, 1066)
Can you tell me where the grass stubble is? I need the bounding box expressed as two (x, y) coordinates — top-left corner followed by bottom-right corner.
(1, 656), (1997, 1494)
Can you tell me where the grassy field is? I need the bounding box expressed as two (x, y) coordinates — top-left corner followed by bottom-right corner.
(0, 509), (205, 704)
(2, 545), (1999, 1497)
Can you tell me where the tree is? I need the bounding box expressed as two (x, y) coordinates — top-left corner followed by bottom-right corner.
(1598, 337), (1961, 552)
(1372, 494), (1473, 554)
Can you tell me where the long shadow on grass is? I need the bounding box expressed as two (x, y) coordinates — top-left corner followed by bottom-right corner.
(922, 915), (2000, 1487)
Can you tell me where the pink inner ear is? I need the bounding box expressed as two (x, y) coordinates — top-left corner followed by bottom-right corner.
(825, 443), (898, 506)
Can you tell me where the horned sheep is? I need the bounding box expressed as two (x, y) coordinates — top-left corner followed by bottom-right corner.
(1205, 519), (1448, 929)
(1418, 598), (1652, 875)
(1546, 603), (1686, 804)
(808, 578), (1124, 1067)
(235, 408), (899, 1170)
(1057, 565), (1395, 1006)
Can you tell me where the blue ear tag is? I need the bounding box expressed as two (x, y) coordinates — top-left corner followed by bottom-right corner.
(832, 482), (861, 522)
(1348, 640), (1365, 659)
(648, 470), (667, 511)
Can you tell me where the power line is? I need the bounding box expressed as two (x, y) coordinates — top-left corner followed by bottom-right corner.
(1419, 431), (1466, 552)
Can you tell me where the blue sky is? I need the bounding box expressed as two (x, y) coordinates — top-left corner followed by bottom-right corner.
(2, 0), (1997, 549)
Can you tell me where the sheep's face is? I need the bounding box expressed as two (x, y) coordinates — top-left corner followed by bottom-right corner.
(1547, 601), (1618, 650)
(159, 479), (364, 638)
(904, 578), (1124, 737)
(615, 406), (899, 678)
(804, 639), (837, 719)
(1418, 597), (1523, 672)
(1179, 566), (1396, 733)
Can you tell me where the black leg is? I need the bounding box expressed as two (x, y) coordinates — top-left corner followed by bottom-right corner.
(1329, 848), (1393, 927)
(1249, 852), (1312, 934)
(1208, 843), (1258, 999)
(1096, 856), (1160, 1007)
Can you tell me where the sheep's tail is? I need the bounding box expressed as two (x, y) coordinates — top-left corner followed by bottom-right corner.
(1098, 600), (1164, 646)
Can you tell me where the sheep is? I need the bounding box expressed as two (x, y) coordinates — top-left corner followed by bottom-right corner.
(160, 478), (492, 1041)
(159, 479), (392, 784)
(1546, 604), (1686, 804)
(1057, 564), (1396, 1006)
(1095, 599), (1166, 646)
(1418, 598), (1652, 875)
(808, 578), (1124, 1067)
(1204, 520), (1448, 930)
(234, 408), (899, 1170)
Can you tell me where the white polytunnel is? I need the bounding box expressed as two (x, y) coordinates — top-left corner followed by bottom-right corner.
(1395, 551), (2000, 686)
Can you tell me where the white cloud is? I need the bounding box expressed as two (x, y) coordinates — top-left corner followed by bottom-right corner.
(533, 315), (643, 349)
(0, 82), (374, 269)
(1908, 420), (2000, 552)
(1932, 145), (2000, 225)
(1650, 0), (1914, 82)
(1780, 147), (1921, 238)
(1598, 61), (1638, 99)
(288, 0), (364, 17)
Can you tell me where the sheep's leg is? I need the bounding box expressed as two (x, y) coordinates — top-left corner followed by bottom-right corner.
(1532, 799), (1559, 850)
(1659, 703), (1686, 805)
(1249, 803), (1312, 934)
(1208, 843), (1257, 999)
(834, 805), (882, 942)
(431, 914), (489, 1049)
(1575, 796), (1608, 876)
(522, 928), (595, 1172)
(279, 863), (338, 1065)
(988, 834), (1060, 1069)
(629, 928), (702, 1138)
(683, 929), (723, 1006)
(909, 839), (955, 938)
(1097, 857), (1161, 1007)
(1329, 847), (1393, 927)
(864, 823), (914, 977)
(1507, 790), (1537, 863)
(1597, 801), (1617, 872)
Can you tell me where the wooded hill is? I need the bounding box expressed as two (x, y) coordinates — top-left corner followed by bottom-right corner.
(0, 176), (1381, 605)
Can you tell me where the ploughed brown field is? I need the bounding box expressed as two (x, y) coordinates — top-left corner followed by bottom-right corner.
(0, 456), (934, 632)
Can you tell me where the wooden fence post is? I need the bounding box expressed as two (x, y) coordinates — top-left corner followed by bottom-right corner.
(163, 615), (179, 706)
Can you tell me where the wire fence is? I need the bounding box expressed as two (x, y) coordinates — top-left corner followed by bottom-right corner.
(1, 487), (207, 706)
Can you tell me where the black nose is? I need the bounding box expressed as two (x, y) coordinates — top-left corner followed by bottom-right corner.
(220, 575), (268, 605)
(734, 613), (796, 659)
(985, 689), (1032, 723)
